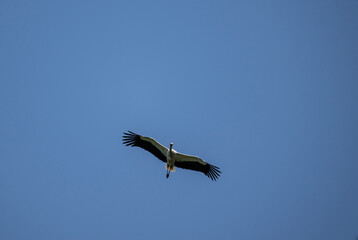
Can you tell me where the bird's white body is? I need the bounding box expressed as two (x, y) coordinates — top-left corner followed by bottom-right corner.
(166, 147), (176, 172)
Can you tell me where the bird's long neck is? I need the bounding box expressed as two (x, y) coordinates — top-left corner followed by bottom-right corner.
(169, 143), (173, 157)
(167, 144), (173, 164)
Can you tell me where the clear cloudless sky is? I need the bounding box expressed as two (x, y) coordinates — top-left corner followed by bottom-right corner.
(1, 1), (357, 239)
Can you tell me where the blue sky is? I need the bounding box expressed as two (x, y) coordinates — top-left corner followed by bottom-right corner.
(1, 1), (357, 239)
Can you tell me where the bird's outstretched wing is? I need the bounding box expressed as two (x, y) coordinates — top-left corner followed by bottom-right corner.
(122, 131), (168, 163)
(175, 153), (221, 181)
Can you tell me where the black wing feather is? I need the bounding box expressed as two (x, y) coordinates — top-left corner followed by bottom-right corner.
(174, 161), (221, 181)
(122, 131), (167, 162)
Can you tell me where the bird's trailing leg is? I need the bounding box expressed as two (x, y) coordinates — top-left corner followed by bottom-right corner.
(166, 170), (170, 178)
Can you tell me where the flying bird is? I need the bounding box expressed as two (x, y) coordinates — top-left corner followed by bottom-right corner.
(122, 131), (221, 181)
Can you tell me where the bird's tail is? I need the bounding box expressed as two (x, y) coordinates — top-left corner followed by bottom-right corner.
(165, 164), (175, 172)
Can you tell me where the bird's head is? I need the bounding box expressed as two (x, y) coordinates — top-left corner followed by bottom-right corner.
(170, 142), (173, 149)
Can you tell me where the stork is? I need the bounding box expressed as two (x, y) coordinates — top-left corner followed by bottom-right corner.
(122, 131), (221, 181)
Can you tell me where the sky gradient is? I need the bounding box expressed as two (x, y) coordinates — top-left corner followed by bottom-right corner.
(1, 1), (358, 239)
